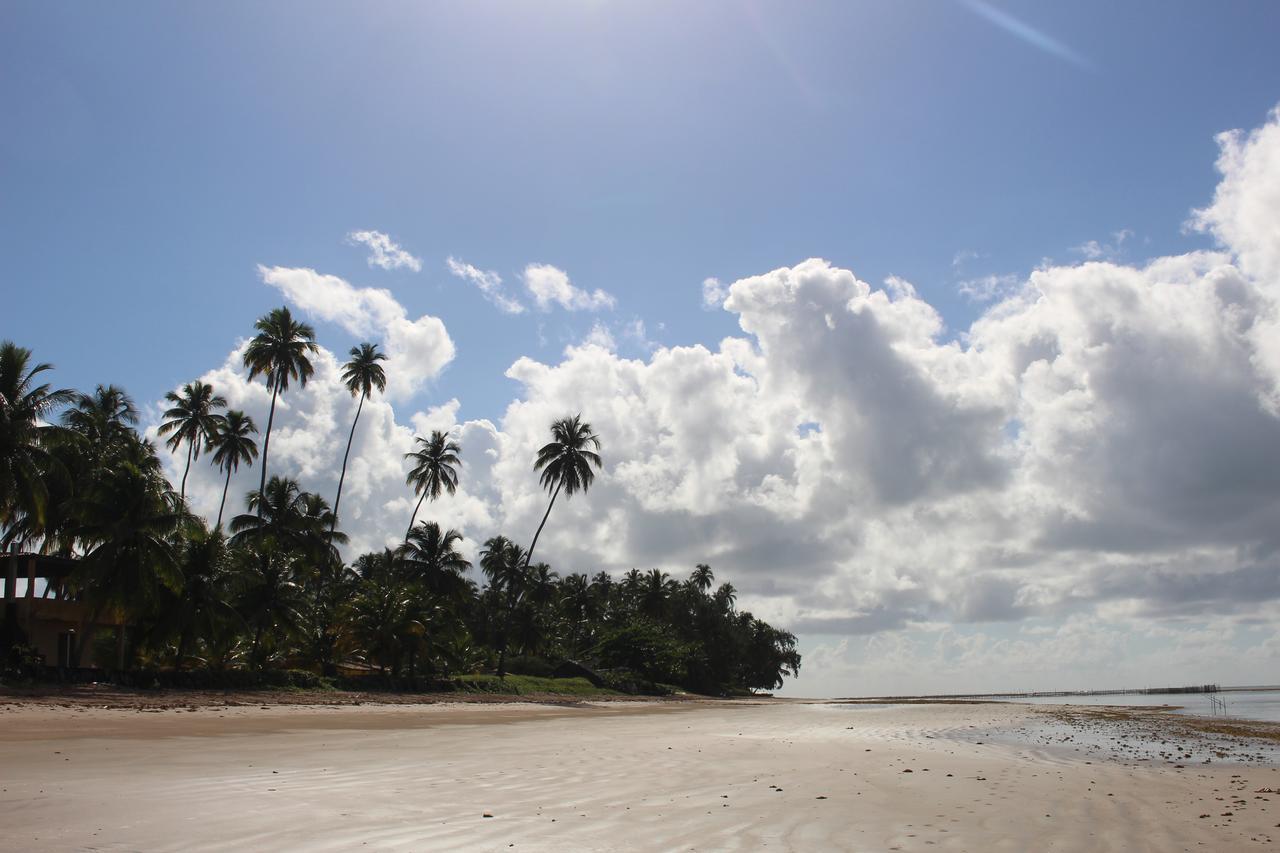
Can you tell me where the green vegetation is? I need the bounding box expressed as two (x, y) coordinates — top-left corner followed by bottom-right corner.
(0, 322), (802, 696)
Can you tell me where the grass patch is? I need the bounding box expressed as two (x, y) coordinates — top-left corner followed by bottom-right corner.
(448, 674), (621, 697)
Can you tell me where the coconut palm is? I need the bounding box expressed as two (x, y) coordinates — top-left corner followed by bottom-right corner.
(297, 491), (347, 567)
(208, 410), (258, 529)
(231, 543), (307, 669)
(0, 342), (74, 532)
(331, 342), (386, 539)
(398, 521), (471, 601)
(61, 385), (139, 467)
(229, 475), (308, 554)
(242, 307), (318, 517)
(403, 430), (461, 539)
(164, 526), (237, 669)
(690, 563), (715, 595)
(71, 456), (184, 667)
(157, 380), (227, 504)
(525, 414), (603, 569)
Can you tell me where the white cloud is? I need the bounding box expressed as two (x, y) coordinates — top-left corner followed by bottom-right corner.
(1073, 228), (1133, 260)
(957, 272), (1021, 303)
(446, 257), (525, 314)
(577, 322), (617, 353)
(522, 263), (616, 312)
(701, 276), (728, 309)
(257, 265), (454, 399)
(347, 229), (423, 272)
(152, 106), (1280, 697)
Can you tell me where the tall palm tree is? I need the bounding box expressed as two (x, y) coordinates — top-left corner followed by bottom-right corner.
(332, 342), (386, 539)
(242, 307), (318, 517)
(498, 415), (601, 676)
(0, 342), (74, 532)
(157, 380), (227, 504)
(208, 410), (258, 529)
(403, 430), (461, 539)
(524, 415), (603, 569)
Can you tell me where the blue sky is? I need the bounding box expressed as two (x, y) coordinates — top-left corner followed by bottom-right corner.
(6, 2), (1280, 695)
(5, 1), (1279, 421)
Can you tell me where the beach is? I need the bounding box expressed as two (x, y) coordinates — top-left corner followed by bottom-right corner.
(1, 695), (1277, 851)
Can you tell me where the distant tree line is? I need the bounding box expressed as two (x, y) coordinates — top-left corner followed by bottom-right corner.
(0, 314), (801, 694)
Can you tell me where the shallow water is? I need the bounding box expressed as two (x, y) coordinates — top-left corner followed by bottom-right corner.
(990, 689), (1280, 723)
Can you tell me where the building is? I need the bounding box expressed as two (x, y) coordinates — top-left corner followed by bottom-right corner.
(1, 552), (125, 670)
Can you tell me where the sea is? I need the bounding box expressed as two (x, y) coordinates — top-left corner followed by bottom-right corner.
(989, 688), (1280, 724)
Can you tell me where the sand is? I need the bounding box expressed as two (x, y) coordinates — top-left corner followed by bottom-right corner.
(1, 697), (1277, 851)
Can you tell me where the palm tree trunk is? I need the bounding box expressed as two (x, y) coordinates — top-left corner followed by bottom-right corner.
(257, 384), (280, 519)
(497, 481), (561, 678)
(523, 482), (562, 571)
(216, 465), (232, 529)
(180, 440), (194, 504)
(331, 392), (364, 540)
(405, 491), (427, 541)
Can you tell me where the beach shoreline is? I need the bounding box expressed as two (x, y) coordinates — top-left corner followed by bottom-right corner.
(2, 696), (1277, 850)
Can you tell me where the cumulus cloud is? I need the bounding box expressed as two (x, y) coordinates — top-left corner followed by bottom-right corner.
(957, 272), (1021, 303)
(446, 257), (525, 314)
(1073, 228), (1133, 260)
(347, 229), (422, 272)
(257, 265), (454, 399)
(152, 107), (1280, 696)
(522, 263), (616, 311)
(701, 276), (729, 309)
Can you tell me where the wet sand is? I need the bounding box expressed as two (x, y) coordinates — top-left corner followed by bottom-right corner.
(1, 698), (1277, 850)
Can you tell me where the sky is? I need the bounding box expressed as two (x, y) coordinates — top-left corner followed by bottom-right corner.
(4, 1), (1280, 697)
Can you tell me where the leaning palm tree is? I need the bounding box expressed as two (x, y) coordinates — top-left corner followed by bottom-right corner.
(525, 414), (603, 567)
(242, 307), (318, 517)
(331, 342), (387, 539)
(0, 342), (74, 532)
(157, 380), (227, 504)
(208, 410), (258, 529)
(403, 430), (461, 539)
(497, 414), (602, 676)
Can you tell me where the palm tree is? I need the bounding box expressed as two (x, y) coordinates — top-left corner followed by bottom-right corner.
(525, 415), (603, 568)
(398, 521), (471, 601)
(690, 563), (715, 595)
(332, 342), (386, 539)
(61, 385), (139, 467)
(164, 525), (237, 669)
(208, 410), (258, 529)
(497, 415), (600, 676)
(157, 380), (227, 504)
(242, 307), (318, 517)
(0, 342), (74, 533)
(71, 457), (184, 668)
(403, 430), (461, 539)
(229, 475), (308, 554)
(231, 543), (306, 670)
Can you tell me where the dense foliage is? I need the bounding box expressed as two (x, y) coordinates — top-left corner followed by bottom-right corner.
(0, 327), (801, 695)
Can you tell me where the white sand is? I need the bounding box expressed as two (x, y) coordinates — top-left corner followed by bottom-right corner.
(1, 699), (1276, 851)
